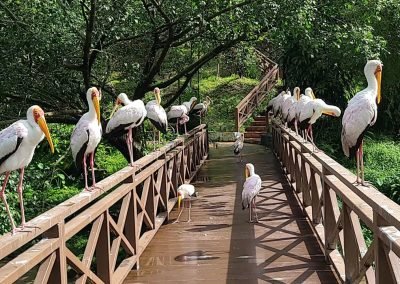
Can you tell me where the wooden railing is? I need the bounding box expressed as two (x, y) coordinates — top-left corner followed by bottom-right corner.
(235, 52), (279, 132)
(272, 122), (400, 284)
(0, 125), (209, 284)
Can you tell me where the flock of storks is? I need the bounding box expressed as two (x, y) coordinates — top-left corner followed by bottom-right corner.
(240, 59), (383, 223)
(0, 87), (210, 234)
(0, 59), (383, 233)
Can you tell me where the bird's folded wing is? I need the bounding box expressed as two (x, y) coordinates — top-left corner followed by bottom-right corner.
(0, 121), (27, 163)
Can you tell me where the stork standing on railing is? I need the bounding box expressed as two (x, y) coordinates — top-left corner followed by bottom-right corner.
(295, 88), (315, 140)
(174, 183), (197, 223)
(106, 93), (147, 166)
(167, 98), (197, 135)
(286, 87), (301, 132)
(191, 96), (212, 124)
(341, 60), (382, 185)
(233, 132), (244, 162)
(282, 87), (300, 128)
(146, 88), (168, 149)
(0, 106), (54, 234)
(242, 163), (261, 223)
(267, 91), (285, 118)
(71, 87), (102, 191)
(298, 98), (341, 152)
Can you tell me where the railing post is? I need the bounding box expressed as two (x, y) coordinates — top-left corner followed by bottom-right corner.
(43, 223), (67, 284)
(235, 107), (240, 132)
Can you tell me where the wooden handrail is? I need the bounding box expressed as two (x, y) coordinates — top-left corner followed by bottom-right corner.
(0, 125), (209, 283)
(271, 122), (400, 283)
(234, 51), (279, 132)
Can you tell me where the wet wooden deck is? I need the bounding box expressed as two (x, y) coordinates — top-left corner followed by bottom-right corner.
(124, 143), (340, 283)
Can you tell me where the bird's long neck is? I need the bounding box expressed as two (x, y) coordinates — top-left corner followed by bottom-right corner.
(87, 100), (96, 120)
(248, 166), (255, 176)
(366, 71), (378, 92)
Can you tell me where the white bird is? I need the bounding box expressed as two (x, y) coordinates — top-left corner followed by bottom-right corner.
(174, 183), (197, 223)
(242, 163), (262, 223)
(0, 105), (54, 234)
(272, 91), (289, 118)
(298, 98), (341, 151)
(183, 97), (198, 113)
(266, 91), (285, 118)
(191, 96), (212, 121)
(233, 132), (244, 162)
(286, 88), (301, 130)
(295, 87), (315, 138)
(282, 87), (300, 127)
(71, 87), (102, 191)
(106, 93), (147, 166)
(167, 104), (190, 135)
(146, 88), (168, 148)
(342, 60), (382, 185)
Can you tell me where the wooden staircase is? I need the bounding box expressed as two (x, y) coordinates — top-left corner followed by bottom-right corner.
(244, 115), (268, 144)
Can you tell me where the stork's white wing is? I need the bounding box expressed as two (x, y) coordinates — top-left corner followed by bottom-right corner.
(0, 121), (28, 163)
(281, 97), (294, 120)
(167, 105), (186, 119)
(70, 114), (91, 160)
(193, 103), (205, 111)
(106, 100), (146, 133)
(299, 101), (314, 123)
(242, 174), (262, 208)
(341, 91), (376, 154)
(146, 101), (168, 124)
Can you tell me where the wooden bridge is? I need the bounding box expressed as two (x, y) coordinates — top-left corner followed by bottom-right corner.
(1, 54), (400, 283)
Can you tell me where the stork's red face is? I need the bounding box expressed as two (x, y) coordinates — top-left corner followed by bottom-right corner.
(32, 106), (54, 154)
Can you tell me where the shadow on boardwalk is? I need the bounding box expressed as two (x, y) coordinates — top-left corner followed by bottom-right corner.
(124, 143), (339, 283)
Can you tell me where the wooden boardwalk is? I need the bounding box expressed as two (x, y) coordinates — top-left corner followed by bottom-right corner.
(124, 143), (340, 283)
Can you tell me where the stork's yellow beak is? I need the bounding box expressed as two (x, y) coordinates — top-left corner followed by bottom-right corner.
(245, 167), (249, 178)
(109, 99), (120, 119)
(155, 92), (161, 105)
(311, 91), (316, 100)
(323, 111), (335, 116)
(92, 96), (101, 124)
(178, 196), (182, 209)
(375, 66), (382, 104)
(191, 100), (197, 110)
(37, 116), (54, 154)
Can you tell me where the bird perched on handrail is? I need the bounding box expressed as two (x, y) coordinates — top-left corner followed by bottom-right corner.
(341, 60), (383, 185)
(298, 98), (341, 152)
(233, 132), (244, 162)
(242, 163), (261, 223)
(174, 183), (197, 223)
(183, 97), (198, 114)
(282, 87), (300, 128)
(295, 87), (315, 140)
(106, 93), (147, 166)
(146, 88), (168, 149)
(286, 87), (301, 132)
(0, 105), (54, 234)
(71, 87), (102, 191)
(167, 98), (197, 135)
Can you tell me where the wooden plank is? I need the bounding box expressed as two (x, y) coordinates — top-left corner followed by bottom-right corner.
(33, 252), (56, 284)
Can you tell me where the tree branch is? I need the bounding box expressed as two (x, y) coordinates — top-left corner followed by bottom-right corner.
(0, 1), (28, 27)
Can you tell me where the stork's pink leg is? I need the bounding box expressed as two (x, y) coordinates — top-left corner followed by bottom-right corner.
(356, 148), (360, 184)
(83, 154), (89, 191)
(294, 119), (299, 136)
(184, 123), (187, 134)
(360, 141), (365, 185)
(17, 168), (26, 229)
(0, 172), (16, 234)
(126, 128), (134, 166)
(90, 152), (96, 188)
(176, 121), (179, 135)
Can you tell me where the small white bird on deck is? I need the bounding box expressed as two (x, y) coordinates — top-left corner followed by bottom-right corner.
(298, 98), (341, 151)
(342, 60), (383, 185)
(295, 87), (315, 138)
(0, 105), (54, 234)
(242, 163), (262, 223)
(146, 88), (168, 148)
(233, 132), (244, 162)
(106, 93), (147, 166)
(282, 87), (300, 127)
(174, 183), (197, 223)
(167, 102), (191, 135)
(71, 87), (102, 191)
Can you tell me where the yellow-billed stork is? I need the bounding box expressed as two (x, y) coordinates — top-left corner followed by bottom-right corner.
(71, 87), (102, 191)
(342, 60), (382, 185)
(242, 163), (261, 223)
(174, 183), (197, 223)
(191, 96), (212, 123)
(298, 98), (341, 151)
(282, 87), (300, 127)
(183, 97), (198, 113)
(167, 104), (190, 135)
(146, 88), (168, 148)
(286, 87), (301, 130)
(0, 105), (54, 234)
(106, 92), (147, 166)
(295, 87), (316, 139)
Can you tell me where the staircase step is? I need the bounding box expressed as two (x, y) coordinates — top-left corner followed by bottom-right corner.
(254, 116), (266, 121)
(251, 121), (267, 126)
(244, 132), (264, 138)
(245, 126), (266, 132)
